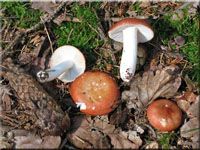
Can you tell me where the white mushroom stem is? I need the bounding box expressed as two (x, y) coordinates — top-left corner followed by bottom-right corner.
(37, 61), (74, 83)
(120, 27), (138, 82)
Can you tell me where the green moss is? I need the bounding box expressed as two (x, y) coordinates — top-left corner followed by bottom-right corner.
(53, 2), (103, 67)
(1, 2), (43, 28)
(152, 6), (199, 83)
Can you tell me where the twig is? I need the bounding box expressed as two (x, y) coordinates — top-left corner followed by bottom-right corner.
(0, 1), (71, 61)
(91, 7), (117, 64)
(144, 123), (157, 138)
(67, 28), (73, 44)
(42, 17), (54, 54)
(0, 20), (8, 34)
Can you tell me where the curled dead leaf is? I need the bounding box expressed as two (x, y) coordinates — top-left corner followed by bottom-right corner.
(174, 91), (197, 103)
(187, 97), (199, 118)
(177, 100), (190, 112)
(122, 65), (181, 110)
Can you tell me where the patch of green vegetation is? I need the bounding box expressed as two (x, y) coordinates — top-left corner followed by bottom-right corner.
(157, 131), (177, 149)
(152, 6), (199, 83)
(53, 2), (104, 67)
(1, 2), (43, 28)
(129, 2), (143, 15)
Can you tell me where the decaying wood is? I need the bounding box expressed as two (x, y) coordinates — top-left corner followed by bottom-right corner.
(1, 58), (70, 136)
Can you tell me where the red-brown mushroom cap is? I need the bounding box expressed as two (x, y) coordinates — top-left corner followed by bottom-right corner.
(147, 99), (182, 132)
(108, 18), (154, 43)
(70, 72), (120, 116)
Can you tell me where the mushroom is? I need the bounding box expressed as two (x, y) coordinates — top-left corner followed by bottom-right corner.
(70, 71), (120, 116)
(174, 36), (185, 46)
(147, 99), (182, 132)
(37, 45), (86, 83)
(108, 18), (154, 82)
(136, 44), (147, 70)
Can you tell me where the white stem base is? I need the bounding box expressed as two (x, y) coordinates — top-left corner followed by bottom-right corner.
(37, 61), (74, 82)
(120, 27), (138, 82)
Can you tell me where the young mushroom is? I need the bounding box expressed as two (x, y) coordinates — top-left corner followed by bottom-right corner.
(108, 18), (154, 82)
(37, 45), (86, 83)
(147, 99), (182, 132)
(70, 71), (120, 116)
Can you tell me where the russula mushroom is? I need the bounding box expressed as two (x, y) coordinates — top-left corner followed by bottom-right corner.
(147, 99), (182, 132)
(37, 45), (86, 83)
(70, 72), (120, 116)
(108, 18), (154, 82)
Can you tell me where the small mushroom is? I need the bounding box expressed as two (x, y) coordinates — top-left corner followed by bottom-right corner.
(70, 72), (120, 116)
(147, 99), (182, 132)
(137, 44), (147, 70)
(108, 18), (154, 82)
(37, 45), (86, 83)
(174, 36), (185, 46)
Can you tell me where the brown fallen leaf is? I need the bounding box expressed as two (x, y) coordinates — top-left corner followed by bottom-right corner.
(109, 104), (129, 127)
(174, 91), (197, 103)
(67, 115), (142, 149)
(177, 100), (190, 112)
(180, 117), (199, 149)
(31, 1), (58, 15)
(14, 132), (61, 149)
(122, 65), (181, 110)
(184, 74), (197, 92)
(186, 96), (199, 118)
(67, 116), (111, 149)
(0, 136), (13, 149)
(174, 91), (198, 113)
(107, 132), (140, 149)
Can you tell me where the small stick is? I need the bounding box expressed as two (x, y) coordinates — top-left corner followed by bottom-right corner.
(67, 28), (73, 44)
(144, 123), (157, 138)
(91, 7), (117, 64)
(42, 17), (54, 54)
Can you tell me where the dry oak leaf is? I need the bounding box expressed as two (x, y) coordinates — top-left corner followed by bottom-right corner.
(186, 96), (199, 118)
(175, 92), (198, 115)
(180, 95), (199, 149)
(67, 116), (111, 149)
(180, 117), (199, 149)
(67, 115), (142, 149)
(122, 65), (181, 110)
(14, 133), (61, 149)
(107, 132), (140, 149)
(31, 1), (58, 15)
(92, 115), (142, 149)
